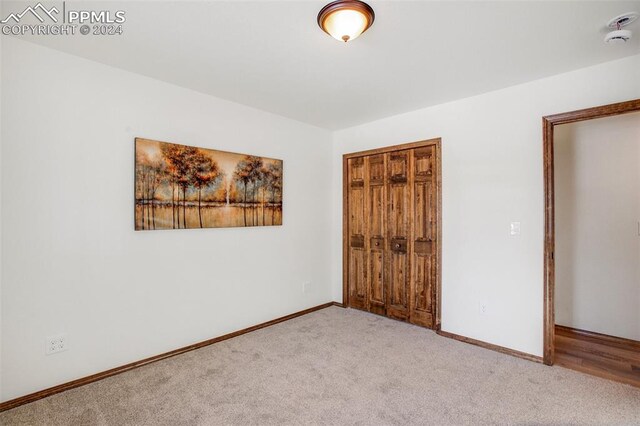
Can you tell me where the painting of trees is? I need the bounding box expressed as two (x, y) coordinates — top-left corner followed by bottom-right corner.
(233, 159), (252, 226)
(192, 152), (221, 228)
(135, 138), (283, 230)
(264, 162), (283, 224)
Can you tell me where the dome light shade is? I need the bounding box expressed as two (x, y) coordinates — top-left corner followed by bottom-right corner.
(317, 0), (375, 43)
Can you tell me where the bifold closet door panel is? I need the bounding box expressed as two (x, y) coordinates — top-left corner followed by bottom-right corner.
(410, 146), (437, 328)
(348, 157), (367, 310)
(345, 140), (439, 328)
(387, 150), (411, 320)
(367, 154), (386, 316)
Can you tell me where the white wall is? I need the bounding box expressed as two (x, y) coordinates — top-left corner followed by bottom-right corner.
(0, 38), (333, 401)
(331, 54), (640, 357)
(555, 113), (640, 341)
(2, 36), (639, 404)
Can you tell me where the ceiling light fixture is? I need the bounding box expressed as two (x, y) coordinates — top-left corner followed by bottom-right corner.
(317, 0), (375, 43)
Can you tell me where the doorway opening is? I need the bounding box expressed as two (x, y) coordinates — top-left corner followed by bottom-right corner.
(543, 99), (640, 386)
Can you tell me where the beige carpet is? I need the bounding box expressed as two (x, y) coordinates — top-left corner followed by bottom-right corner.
(2, 306), (640, 425)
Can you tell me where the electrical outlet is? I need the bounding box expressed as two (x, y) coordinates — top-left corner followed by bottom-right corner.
(302, 281), (311, 294)
(46, 334), (67, 355)
(478, 302), (488, 315)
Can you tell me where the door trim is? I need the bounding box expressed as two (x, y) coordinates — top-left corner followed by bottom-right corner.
(342, 138), (442, 330)
(542, 99), (640, 365)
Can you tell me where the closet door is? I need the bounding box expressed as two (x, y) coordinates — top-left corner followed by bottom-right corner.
(367, 154), (386, 316)
(386, 150), (411, 320)
(347, 157), (367, 310)
(410, 146), (437, 328)
(345, 140), (440, 329)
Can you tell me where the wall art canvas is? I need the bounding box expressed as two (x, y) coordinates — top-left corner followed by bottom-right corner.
(135, 138), (282, 230)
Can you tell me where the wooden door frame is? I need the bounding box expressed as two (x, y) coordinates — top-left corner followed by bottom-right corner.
(542, 99), (640, 365)
(342, 138), (443, 330)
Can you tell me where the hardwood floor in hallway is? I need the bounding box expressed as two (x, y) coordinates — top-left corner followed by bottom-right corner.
(555, 325), (640, 388)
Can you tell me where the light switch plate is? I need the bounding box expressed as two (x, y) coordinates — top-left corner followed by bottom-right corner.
(510, 221), (521, 236)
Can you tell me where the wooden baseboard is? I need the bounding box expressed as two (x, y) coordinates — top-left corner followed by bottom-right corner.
(555, 324), (640, 352)
(554, 324), (640, 387)
(0, 302), (340, 413)
(437, 330), (543, 364)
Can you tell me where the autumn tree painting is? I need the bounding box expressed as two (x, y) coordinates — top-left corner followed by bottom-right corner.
(135, 138), (283, 230)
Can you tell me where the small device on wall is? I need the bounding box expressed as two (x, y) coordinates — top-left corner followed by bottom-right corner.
(604, 12), (638, 44)
(135, 138), (283, 231)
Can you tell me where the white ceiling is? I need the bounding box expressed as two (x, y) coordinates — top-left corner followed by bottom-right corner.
(11, 0), (640, 129)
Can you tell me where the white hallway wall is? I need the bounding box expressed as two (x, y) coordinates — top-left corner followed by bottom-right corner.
(331, 53), (640, 357)
(1, 38), (333, 401)
(555, 113), (640, 341)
